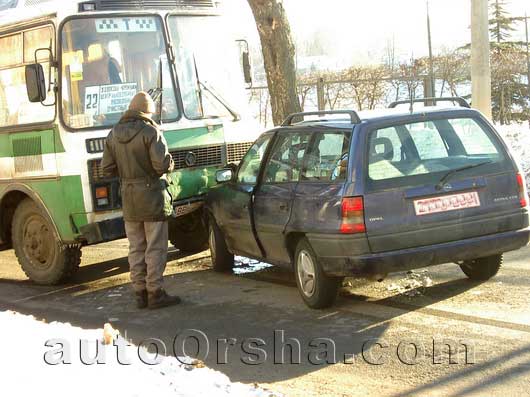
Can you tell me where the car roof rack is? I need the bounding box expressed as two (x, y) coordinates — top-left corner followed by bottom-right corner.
(282, 110), (361, 126)
(388, 97), (471, 110)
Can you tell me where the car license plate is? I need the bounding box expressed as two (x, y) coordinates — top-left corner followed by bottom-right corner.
(414, 191), (481, 216)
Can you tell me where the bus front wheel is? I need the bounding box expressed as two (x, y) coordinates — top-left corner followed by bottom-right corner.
(168, 210), (208, 254)
(12, 199), (81, 285)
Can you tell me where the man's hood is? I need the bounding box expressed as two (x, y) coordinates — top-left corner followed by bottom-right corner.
(112, 110), (156, 144)
(112, 121), (145, 144)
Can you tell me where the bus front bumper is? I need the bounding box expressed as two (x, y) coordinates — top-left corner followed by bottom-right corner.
(79, 218), (126, 245)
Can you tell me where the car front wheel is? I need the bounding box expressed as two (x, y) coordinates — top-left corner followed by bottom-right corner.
(459, 254), (502, 281)
(208, 217), (234, 272)
(294, 238), (342, 309)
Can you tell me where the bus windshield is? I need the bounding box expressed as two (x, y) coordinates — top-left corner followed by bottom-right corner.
(61, 16), (179, 129)
(167, 15), (247, 120)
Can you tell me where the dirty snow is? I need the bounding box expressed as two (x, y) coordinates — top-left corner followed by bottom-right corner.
(386, 270), (434, 297)
(0, 311), (278, 397)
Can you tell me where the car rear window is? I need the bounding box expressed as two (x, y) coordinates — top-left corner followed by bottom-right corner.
(366, 117), (511, 190)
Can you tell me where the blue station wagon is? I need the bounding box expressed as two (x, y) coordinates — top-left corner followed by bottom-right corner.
(205, 98), (530, 308)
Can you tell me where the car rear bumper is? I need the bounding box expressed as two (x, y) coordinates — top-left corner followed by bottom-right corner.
(315, 228), (530, 277)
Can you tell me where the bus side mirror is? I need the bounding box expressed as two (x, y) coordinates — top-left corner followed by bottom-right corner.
(242, 51), (252, 85)
(25, 64), (47, 103)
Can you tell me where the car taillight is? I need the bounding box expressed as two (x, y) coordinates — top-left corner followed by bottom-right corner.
(517, 173), (527, 208)
(340, 196), (366, 234)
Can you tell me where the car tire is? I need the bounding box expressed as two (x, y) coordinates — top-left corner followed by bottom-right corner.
(459, 254), (502, 281)
(294, 238), (342, 309)
(208, 217), (234, 272)
(12, 199), (81, 285)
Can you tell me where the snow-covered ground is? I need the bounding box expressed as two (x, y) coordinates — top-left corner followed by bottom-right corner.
(495, 123), (530, 190)
(0, 311), (278, 397)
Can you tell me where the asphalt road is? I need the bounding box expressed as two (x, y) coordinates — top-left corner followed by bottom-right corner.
(0, 240), (529, 397)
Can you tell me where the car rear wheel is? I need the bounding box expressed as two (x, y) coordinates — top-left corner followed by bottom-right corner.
(294, 238), (342, 309)
(459, 254), (502, 281)
(208, 217), (234, 272)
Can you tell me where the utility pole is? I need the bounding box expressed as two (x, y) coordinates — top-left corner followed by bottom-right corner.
(524, 13), (530, 96)
(471, 0), (492, 119)
(426, 0), (436, 102)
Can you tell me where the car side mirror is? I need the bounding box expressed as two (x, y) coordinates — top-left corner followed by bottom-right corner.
(25, 64), (47, 103)
(216, 169), (234, 183)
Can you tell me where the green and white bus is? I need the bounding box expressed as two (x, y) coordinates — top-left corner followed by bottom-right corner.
(0, 0), (259, 284)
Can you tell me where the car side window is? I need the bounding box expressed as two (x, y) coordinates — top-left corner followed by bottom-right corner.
(302, 131), (351, 182)
(263, 132), (310, 183)
(237, 135), (272, 185)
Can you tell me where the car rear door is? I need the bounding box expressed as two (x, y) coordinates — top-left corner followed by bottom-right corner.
(363, 115), (524, 253)
(253, 130), (311, 264)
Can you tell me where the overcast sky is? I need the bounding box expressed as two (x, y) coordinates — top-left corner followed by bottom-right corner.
(226, 0), (530, 65)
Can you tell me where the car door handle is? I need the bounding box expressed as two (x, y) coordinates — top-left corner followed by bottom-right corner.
(279, 204), (289, 211)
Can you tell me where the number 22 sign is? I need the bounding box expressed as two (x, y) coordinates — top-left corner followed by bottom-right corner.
(84, 86), (100, 116)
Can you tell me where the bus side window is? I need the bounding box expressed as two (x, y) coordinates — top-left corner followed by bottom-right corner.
(0, 25), (55, 129)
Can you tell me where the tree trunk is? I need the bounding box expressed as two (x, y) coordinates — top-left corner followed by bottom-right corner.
(247, 0), (301, 125)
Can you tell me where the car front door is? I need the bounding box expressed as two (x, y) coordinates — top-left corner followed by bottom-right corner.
(220, 134), (273, 258)
(253, 130), (311, 264)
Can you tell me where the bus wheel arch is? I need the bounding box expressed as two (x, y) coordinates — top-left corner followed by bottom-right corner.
(0, 190), (29, 248)
(1, 187), (81, 284)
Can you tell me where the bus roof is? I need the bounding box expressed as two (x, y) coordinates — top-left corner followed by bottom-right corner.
(0, 0), (219, 30)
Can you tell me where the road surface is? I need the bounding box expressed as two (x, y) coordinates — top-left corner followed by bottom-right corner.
(0, 240), (529, 397)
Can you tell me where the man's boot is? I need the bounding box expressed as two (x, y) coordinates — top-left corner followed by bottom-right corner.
(135, 290), (148, 309)
(148, 289), (181, 310)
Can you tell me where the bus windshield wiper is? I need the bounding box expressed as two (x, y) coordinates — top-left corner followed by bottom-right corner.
(199, 81), (241, 122)
(435, 160), (492, 190)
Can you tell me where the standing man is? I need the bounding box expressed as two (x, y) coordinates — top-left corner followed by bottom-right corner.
(102, 91), (180, 310)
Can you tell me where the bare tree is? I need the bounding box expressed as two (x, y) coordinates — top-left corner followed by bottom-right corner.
(247, 0), (301, 125)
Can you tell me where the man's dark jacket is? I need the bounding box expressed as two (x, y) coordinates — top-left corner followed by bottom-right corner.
(101, 110), (174, 222)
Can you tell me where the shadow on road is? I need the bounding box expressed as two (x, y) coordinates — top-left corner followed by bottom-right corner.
(0, 252), (487, 385)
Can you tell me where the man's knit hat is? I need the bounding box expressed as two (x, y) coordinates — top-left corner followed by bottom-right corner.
(128, 91), (156, 114)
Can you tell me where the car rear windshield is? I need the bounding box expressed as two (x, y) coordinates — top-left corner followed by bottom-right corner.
(366, 117), (512, 190)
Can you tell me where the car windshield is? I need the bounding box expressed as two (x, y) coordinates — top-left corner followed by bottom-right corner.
(367, 117), (510, 189)
(61, 16), (178, 129)
(167, 15), (247, 120)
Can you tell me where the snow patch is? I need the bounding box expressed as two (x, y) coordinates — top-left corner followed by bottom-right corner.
(0, 311), (279, 397)
(387, 270), (434, 297)
(496, 123), (530, 190)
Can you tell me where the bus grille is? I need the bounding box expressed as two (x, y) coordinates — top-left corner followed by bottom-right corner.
(170, 145), (223, 169)
(96, 0), (215, 10)
(227, 142), (253, 164)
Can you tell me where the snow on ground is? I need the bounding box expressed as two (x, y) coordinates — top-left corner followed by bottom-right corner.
(496, 123), (530, 190)
(0, 311), (278, 397)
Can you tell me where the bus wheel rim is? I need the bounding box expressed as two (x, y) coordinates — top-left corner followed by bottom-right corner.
(22, 214), (54, 270)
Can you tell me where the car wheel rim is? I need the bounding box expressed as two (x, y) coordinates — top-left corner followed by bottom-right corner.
(209, 227), (216, 264)
(297, 250), (316, 297)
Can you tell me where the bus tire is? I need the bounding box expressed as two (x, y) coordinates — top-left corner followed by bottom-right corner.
(12, 199), (81, 285)
(169, 212), (208, 254)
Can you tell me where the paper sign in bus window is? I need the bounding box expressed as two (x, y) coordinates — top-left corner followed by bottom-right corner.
(84, 83), (137, 116)
(95, 18), (157, 33)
